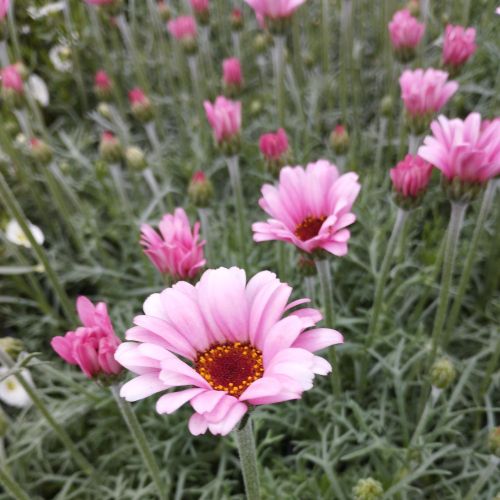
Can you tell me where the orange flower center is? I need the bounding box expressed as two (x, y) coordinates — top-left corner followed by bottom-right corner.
(196, 342), (264, 397)
(294, 215), (327, 241)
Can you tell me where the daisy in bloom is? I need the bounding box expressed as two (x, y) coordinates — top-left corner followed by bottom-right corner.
(5, 219), (44, 248)
(140, 208), (206, 280)
(115, 267), (343, 435)
(418, 113), (500, 185)
(252, 160), (361, 256)
(0, 367), (33, 408)
(51, 297), (123, 380)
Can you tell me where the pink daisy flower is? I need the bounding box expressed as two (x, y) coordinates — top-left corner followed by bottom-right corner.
(115, 267), (343, 435)
(252, 160), (361, 256)
(442, 24), (477, 69)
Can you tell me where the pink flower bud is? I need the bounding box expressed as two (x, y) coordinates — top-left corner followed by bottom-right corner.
(388, 9), (425, 61)
(167, 15), (197, 40)
(51, 297), (123, 380)
(442, 24), (477, 69)
(259, 128), (289, 161)
(231, 8), (243, 29)
(223, 57), (243, 88)
(204, 96), (242, 148)
(390, 154), (432, 199)
(128, 87), (153, 122)
(330, 125), (350, 155)
(244, 0), (306, 20)
(1, 64), (23, 94)
(140, 208), (206, 279)
(0, 0), (9, 21)
(188, 171), (214, 207)
(190, 0), (208, 14)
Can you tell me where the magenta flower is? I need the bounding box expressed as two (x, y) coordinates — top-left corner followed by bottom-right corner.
(140, 208), (206, 280)
(259, 128), (289, 161)
(388, 9), (425, 52)
(190, 0), (209, 14)
(51, 297), (123, 379)
(399, 68), (458, 118)
(418, 113), (500, 184)
(94, 70), (111, 90)
(442, 24), (477, 69)
(1, 65), (23, 94)
(0, 0), (9, 20)
(390, 154), (433, 199)
(204, 96), (242, 145)
(222, 58), (243, 88)
(114, 266), (343, 436)
(244, 0), (306, 20)
(167, 15), (197, 40)
(252, 160), (361, 256)
(128, 87), (147, 105)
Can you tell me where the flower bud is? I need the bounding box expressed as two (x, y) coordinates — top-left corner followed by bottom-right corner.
(430, 358), (456, 389)
(94, 70), (113, 101)
(1, 64), (24, 107)
(488, 427), (500, 458)
(128, 87), (154, 123)
(253, 33), (268, 54)
(259, 128), (290, 176)
(250, 99), (262, 116)
(190, 0), (209, 26)
(98, 102), (113, 119)
(125, 146), (147, 171)
(230, 8), (243, 31)
(330, 125), (350, 155)
(188, 171), (214, 208)
(157, 0), (171, 22)
(29, 138), (53, 165)
(99, 131), (122, 163)
(0, 337), (24, 359)
(353, 478), (384, 500)
(222, 58), (243, 96)
(167, 16), (198, 54)
(406, 0), (420, 17)
(380, 95), (393, 117)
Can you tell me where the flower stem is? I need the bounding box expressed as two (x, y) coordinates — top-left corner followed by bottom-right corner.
(315, 258), (342, 397)
(0, 349), (94, 476)
(198, 208), (213, 266)
(367, 208), (409, 347)
(410, 387), (440, 446)
(275, 243), (286, 281)
(428, 202), (467, 366)
(110, 386), (166, 499)
(0, 40), (9, 66)
(408, 133), (420, 155)
(320, 0), (330, 75)
(0, 466), (30, 500)
(444, 181), (497, 346)
(234, 416), (261, 500)
(272, 35), (286, 127)
(0, 171), (75, 323)
(226, 155), (247, 268)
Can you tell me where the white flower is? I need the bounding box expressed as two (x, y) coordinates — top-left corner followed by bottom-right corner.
(0, 367), (33, 409)
(27, 74), (49, 107)
(5, 219), (45, 248)
(27, 1), (65, 20)
(49, 45), (72, 72)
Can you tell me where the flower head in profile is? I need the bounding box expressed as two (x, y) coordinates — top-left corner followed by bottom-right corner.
(222, 57), (243, 91)
(390, 154), (432, 208)
(167, 15), (197, 40)
(253, 160), (361, 256)
(5, 219), (44, 248)
(259, 128), (290, 175)
(399, 68), (458, 133)
(115, 266), (343, 436)
(51, 297), (123, 380)
(244, 0), (306, 20)
(388, 9), (425, 61)
(0, 0), (10, 21)
(204, 96), (241, 152)
(1, 64), (23, 94)
(128, 87), (153, 122)
(418, 113), (500, 192)
(140, 208), (206, 280)
(0, 367), (33, 408)
(442, 24), (477, 70)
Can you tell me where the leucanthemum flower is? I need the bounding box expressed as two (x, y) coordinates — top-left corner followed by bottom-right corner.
(0, 367), (33, 408)
(5, 219), (44, 248)
(115, 267), (343, 436)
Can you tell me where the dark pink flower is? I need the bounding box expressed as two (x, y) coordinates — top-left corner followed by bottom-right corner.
(259, 128), (289, 161)
(1, 65), (23, 94)
(204, 96), (241, 145)
(190, 0), (209, 14)
(222, 58), (243, 87)
(0, 0), (9, 20)
(388, 9), (425, 50)
(94, 70), (112, 91)
(390, 154), (432, 198)
(51, 297), (122, 379)
(442, 24), (477, 68)
(167, 15), (197, 40)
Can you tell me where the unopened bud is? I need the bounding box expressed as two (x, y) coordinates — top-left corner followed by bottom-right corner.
(488, 427), (500, 458)
(330, 125), (350, 155)
(253, 34), (268, 54)
(98, 102), (113, 120)
(29, 138), (53, 165)
(0, 337), (24, 359)
(157, 0), (171, 22)
(99, 131), (122, 163)
(380, 95), (393, 117)
(94, 70), (114, 102)
(352, 478), (384, 500)
(230, 8), (243, 31)
(125, 146), (147, 171)
(188, 171), (214, 208)
(14, 61), (29, 81)
(430, 358), (456, 389)
(406, 0), (420, 17)
(250, 99), (262, 116)
(128, 88), (154, 123)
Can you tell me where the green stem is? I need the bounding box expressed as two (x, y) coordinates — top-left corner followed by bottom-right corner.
(0, 349), (94, 476)
(0, 467), (30, 500)
(408, 133), (420, 155)
(234, 416), (261, 500)
(111, 386), (166, 499)
(428, 202), (467, 366)
(226, 156), (247, 268)
(0, 171), (75, 323)
(367, 208), (409, 346)
(410, 387), (440, 446)
(291, 14), (304, 86)
(272, 35), (286, 127)
(198, 208), (212, 266)
(276, 243), (286, 281)
(463, 456), (499, 500)
(444, 181), (497, 346)
(320, 0), (330, 75)
(315, 259), (342, 397)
